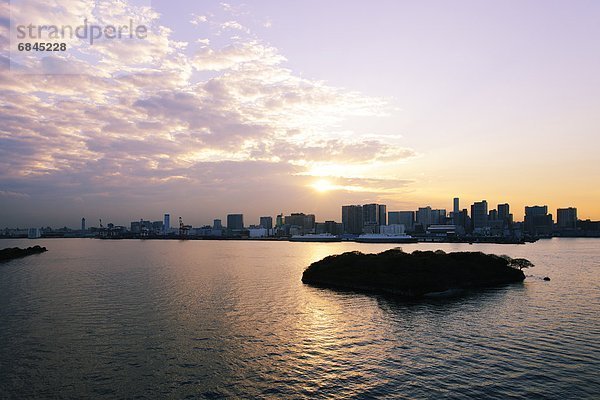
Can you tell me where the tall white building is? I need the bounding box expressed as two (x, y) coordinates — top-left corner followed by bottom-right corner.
(163, 214), (170, 233)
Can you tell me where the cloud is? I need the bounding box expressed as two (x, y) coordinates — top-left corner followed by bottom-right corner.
(221, 20), (248, 33)
(190, 14), (208, 25)
(269, 139), (416, 164)
(192, 40), (284, 71)
(0, 0), (414, 226)
(0, 190), (30, 199)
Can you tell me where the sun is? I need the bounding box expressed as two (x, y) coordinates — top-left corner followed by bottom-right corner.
(311, 179), (334, 192)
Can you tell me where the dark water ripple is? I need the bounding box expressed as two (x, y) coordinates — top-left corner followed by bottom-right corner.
(0, 238), (599, 399)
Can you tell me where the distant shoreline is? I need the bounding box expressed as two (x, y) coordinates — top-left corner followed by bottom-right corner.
(1, 236), (599, 244)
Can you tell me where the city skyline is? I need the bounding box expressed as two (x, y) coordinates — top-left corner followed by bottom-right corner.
(2, 196), (589, 231)
(2, 0), (600, 227)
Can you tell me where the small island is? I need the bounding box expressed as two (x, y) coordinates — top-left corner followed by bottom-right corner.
(302, 248), (531, 297)
(0, 245), (48, 262)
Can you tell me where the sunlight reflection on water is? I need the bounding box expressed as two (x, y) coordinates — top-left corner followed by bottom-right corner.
(0, 238), (598, 398)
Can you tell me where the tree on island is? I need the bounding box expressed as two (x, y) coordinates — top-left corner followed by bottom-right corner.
(499, 255), (535, 271)
(508, 258), (535, 271)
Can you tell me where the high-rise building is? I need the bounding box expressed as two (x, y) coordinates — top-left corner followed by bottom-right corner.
(276, 214), (284, 227)
(315, 221), (343, 235)
(378, 204), (387, 226)
(130, 221), (140, 233)
(471, 200), (489, 231)
(524, 206), (553, 235)
(497, 203), (510, 222)
(342, 205), (363, 234)
(455, 209), (470, 234)
(163, 214), (170, 233)
(362, 203), (387, 232)
(557, 207), (577, 230)
(525, 205), (548, 217)
(81, 217), (86, 231)
(363, 204), (379, 226)
(152, 221), (163, 233)
(284, 213), (315, 234)
(213, 219), (222, 229)
(416, 206), (432, 228)
(431, 209), (447, 225)
(227, 214), (244, 230)
(388, 211), (415, 231)
(452, 198), (460, 225)
(259, 216), (273, 230)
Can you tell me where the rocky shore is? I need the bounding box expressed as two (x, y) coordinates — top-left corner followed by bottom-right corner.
(0, 245), (48, 262)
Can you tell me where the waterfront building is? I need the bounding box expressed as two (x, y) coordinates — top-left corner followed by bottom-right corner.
(388, 211), (415, 232)
(227, 214), (244, 230)
(380, 224), (405, 235)
(498, 204), (511, 222)
(284, 213), (315, 234)
(363, 204), (379, 226)
(315, 221), (343, 235)
(342, 205), (363, 235)
(248, 228), (268, 238)
(471, 200), (489, 232)
(152, 221), (163, 234)
(163, 214), (170, 233)
(431, 209), (447, 225)
(557, 207), (577, 230)
(259, 216), (273, 230)
(524, 206), (553, 235)
(28, 228), (41, 239)
(417, 206), (433, 228)
(378, 204), (387, 226)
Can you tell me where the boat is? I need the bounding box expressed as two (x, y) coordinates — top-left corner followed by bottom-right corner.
(289, 233), (342, 242)
(354, 233), (418, 243)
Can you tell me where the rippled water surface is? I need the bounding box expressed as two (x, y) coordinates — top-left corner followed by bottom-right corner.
(0, 238), (598, 399)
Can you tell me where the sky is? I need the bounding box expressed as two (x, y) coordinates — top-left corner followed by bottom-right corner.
(1, 0), (599, 228)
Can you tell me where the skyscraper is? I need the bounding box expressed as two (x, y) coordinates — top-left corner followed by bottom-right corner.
(452, 198), (460, 225)
(524, 206), (553, 235)
(388, 211), (415, 231)
(431, 209), (447, 225)
(284, 213), (315, 234)
(471, 200), (489, 231)
(259, 216), (273, 230)
(342, 205), (363, 234)
(557, 207), (577, 230)
(163, 214), (170, 233)
(416, 206), (432, 228)
(81, 217), (86, 231)
(378, 204), (387, 226)
(363, 204), (379, 226)
(227, 214), (244, 230)
(497, 203), (510, 221)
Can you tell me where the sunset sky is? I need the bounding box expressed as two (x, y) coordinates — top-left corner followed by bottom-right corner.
(1, 0), (599, 228)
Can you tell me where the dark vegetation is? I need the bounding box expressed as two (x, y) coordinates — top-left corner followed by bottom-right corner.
(0, 245), (47, 262)
(302, 248), (530, 297)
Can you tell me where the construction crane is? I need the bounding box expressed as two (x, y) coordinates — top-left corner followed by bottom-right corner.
(140, 218), (149, 238)
(178, 216), (191, 237)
